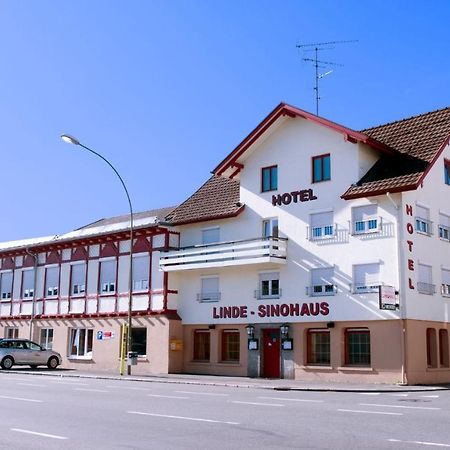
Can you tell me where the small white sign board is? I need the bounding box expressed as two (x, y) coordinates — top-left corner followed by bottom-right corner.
(379, 285), (397, 310)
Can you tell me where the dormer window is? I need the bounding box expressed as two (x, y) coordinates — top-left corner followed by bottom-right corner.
(261, 166), (278, 192)
(312, 154), (331, 183)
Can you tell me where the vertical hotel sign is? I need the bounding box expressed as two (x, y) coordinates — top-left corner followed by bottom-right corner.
(405, 204), (415, 290)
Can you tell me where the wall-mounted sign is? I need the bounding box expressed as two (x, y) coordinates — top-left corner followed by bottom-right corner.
(170, 339), (183, 351)
(97, 331), (115, 340)
(379, 285), (398, 310)
(248, 339), (259, 350)
(272, 189), (317, 206)
(282, 339), (293, 351)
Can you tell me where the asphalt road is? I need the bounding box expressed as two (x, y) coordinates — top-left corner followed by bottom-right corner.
(0, 373), (449, 449)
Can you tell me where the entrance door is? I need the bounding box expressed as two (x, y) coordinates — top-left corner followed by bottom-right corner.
(262, 329), (281, 378)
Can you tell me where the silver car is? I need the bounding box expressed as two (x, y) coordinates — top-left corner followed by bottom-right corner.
(0, 339), (62, 370)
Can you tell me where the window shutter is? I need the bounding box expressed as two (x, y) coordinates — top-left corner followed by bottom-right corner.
(354, 263), (380, 285)
(416, 205), (429, 220)
(419, 264), (432, 284)
(439, 213), (450, 227)
(100, 260), (116, 285)
(442, 269), (450, 285)
(202, 228), (220, 244)
(353, 204), (377, 222)
(310, 212), (333, 228)
(311, 267), (333, 285)
(201, 277), (219, 294)
(259, 272), (279, 282)
(71, 264), (86, 286)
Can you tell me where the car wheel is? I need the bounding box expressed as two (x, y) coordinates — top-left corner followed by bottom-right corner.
(1, 356), (14, 370)
(47, 356), (59, 370)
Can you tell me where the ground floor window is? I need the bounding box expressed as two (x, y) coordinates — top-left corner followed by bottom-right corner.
(221, 330), (240, 362)
(345, 328), (371, 366)
(69, 328), (93, 358)
(307, 329), (330, 365)
(439, 329), (449, 368)
(131, 327), (147, 356)
(40, 328), (54, 350)
(427, 328), (437, 368)
(193, 330), (210, 361)
(5, 327), (18, 339)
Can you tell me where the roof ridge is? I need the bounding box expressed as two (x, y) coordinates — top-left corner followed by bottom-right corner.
(361, 106), (450, 133)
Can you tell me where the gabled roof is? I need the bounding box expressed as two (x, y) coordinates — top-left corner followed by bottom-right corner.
(213, 102), (395, 179)
(342, 107), (450, 199)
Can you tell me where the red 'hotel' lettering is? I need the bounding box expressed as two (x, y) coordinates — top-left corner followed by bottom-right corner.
(405, 204), (415, 290)
(272, 189), (318, 206)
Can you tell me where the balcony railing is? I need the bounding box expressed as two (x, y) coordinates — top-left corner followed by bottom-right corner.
(254, 288), (282, 300)
(351, 217), (382, 235)
(352, 283), (380, 294)
(197, 292), (221, 303)
(159, 236), (287, 271)
(306, 284), (337, 297)
(417, 282), (436, 295)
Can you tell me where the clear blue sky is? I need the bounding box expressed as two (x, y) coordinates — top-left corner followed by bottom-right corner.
(1, 1), (449, 242)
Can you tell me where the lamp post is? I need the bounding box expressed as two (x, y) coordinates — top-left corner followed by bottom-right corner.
(61, 134), (134, 375)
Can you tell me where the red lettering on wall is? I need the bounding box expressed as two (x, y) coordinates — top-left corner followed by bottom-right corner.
(406, 204), (413, 216)
(300, 303), (310, 316)
(407, 240), (414, 252)
(406, 223), (414, 234)
(408, 259), (414, 271)
(409, 278), (415, 290)
(320, 302), (330, 316)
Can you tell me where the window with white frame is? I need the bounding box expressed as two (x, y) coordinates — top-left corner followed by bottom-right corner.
(0, 271), (13, 300)
(353, 263), (380, 293)
(21, 269), (35, 299)
(202, 227), (220, 245)
(310, 267), (335, 296)
(262, 218), (279, 238)
(352, 204), (379, 234)
(310, 211), (334, 240)
(439, 213), (450, 241)
(132, 255), (150, 292)
(99, 259), (116, 294)
(40, 328), (54, 350)
(257, 272), (280, 299)
(418, 263), (435, 295)
(69, 328), (93, 358)
(415, 205), (432, 235)
(198, 276), (220, 302)
(71, 263), (86, 296)
(45, 266), (59, 297)
(441, 268), (450, 297)
(5, 327), (18, 339)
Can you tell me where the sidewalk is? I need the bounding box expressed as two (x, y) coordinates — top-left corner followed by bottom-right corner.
(2, 368), (449, 392)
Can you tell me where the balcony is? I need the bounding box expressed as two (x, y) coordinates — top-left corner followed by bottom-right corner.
(417, 282), (436, 295)
(197, 292), (221, 303)
(159, 237), (287, 271)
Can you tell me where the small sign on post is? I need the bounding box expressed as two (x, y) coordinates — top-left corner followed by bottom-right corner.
(379, 285), (398, 310)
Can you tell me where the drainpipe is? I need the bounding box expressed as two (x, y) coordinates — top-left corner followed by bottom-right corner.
(25, 248), (38, 341)
(386, 192), (407, 385)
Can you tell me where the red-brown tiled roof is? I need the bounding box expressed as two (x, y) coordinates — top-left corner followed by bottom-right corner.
(165, 175), (243, 225)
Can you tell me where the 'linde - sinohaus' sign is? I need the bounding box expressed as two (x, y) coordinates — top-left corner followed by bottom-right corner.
(212, 302), (330, 320)
(272, 188), (317, 206)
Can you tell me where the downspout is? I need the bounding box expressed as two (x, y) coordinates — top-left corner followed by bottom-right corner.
(25, 248), (38, 341)
(386, 192), (407, 385)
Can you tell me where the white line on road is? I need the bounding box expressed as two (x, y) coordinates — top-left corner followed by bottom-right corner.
(391, 394), (409, 397)
(106, 385), (152, 391)
(51, 382), (89, 386)
(338, 409), (402, 416)
(360, 403), (440, 410)
(388, 438), (450, 447)
(17, 383), (46, 387)
(175, 390), (229, 396)
(356, 393), (380, 395)
(74, 388), (109, 393)
(147, 394), (189, 399)
(258, 396), (324, 403)
(0, 395), (43, 403)
(127, 411), (239, 425)
(230, 401), (284, 407)
(11, 429), (68, 440)
(421, 395), (440, 398)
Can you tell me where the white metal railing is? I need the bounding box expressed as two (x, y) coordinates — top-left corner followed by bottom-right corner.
(159, 236), (287, 271)
(308, 224), (337, 241)
(254, 288), (282, 300)
(306, 284), (337, 297)
(352, 217), (381, 235)
(197, 292), (221, 303)
(352, 283), (380, 294)
(418, 282), (436, 295)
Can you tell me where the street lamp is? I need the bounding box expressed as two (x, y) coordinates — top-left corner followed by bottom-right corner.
(61, 134), (134, 375)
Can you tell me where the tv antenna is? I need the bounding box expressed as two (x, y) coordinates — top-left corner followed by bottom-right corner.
(296, 40), (358, 116)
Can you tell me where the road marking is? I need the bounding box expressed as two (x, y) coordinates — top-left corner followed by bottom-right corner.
(11, 429), (68, 440)
(230, 401), (284, 407)
(74, 388), (109, 393)
(391, 394), (409, 397)
(360, 403), (440, 410)
(421, 395), (439, 398)
(17, 383), (45, 387)
(106, 385), (152, 391)
(52, 381), (89, 386)
(127, 411), (239, 425)
(258, 396), (324, 403)
(338, 409), (402, 416)
(388, 438), (450, 447)
(148, 394), (189, 399)
(175, 391), (229, 396)
(356, 392), (380, 395)
(0, 395), (42, 403)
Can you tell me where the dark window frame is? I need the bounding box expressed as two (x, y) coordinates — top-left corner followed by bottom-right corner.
(221, 330), (240, 362)
(445, 159), (450, 186)
(345, 328), (371, 366)
(193, 330), (210, 362)
(312, 153), (331, 183)
(307, 329), (331, 365)
(261, 165), (278, 192)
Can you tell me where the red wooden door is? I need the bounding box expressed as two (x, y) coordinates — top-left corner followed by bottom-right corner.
(262, 329), (281, 378)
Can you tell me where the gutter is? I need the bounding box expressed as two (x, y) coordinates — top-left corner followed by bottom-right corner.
(25, 247), (38, 341)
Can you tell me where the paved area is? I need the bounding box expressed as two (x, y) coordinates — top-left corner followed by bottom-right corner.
(1, 367), (449, 392)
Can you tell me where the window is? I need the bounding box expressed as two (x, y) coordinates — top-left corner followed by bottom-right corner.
(309, 211), (334, 240)
(307, 329), (330, 365)
(0, 271), (13, 300)
(221, 330), (240, 362)
(5, 327), (18, 339)
(438, 213), (450, 241)
(69, 328), (93, 358)
(312, 154), (331, 183)
(71, 263), (86, 296)
(133, 255), (150, 292)
(198, 276), (220, 302)
(21, 269), (34, 299)
(445, 160), (450, 186)
(353, 263), (380, 293)
(131, 327), (147, 356)
(99, 260), (116, 294)
(193, 330), (210, 361)
(426, 328), (437, 368)
(262, 218), (279, 238)
(352, 204), (379, 235)
(202, 227), (220, 245)
(45, 266), (59, 297)
(261, 165), (278, 192)
(418, 264), (435, 295)
(345, 328), (370, 366)
(415, 205), (432, 235)
(40, 328), (54, 350)
(439, 329), (449, 367)
(441, 269), (450, 297)
(310, 267), (335, 296)
(257, 272), (280, 299)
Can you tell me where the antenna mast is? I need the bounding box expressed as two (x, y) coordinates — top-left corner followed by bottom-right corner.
(296, 39), (358, 116)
